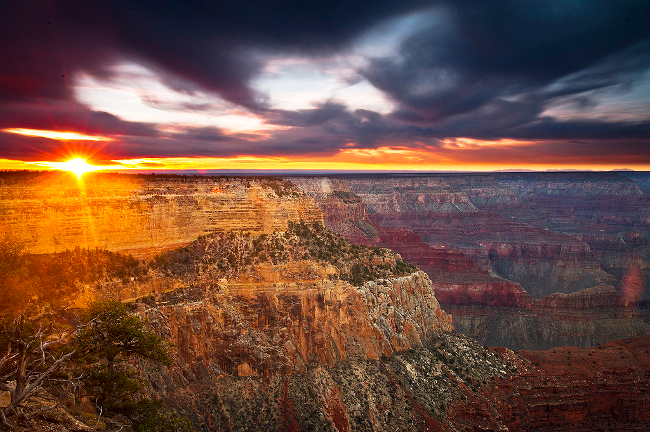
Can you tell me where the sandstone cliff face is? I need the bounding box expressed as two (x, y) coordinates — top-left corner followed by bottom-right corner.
(0, 173), (322, 256)
(342, 176), (479, 214)
(139, 270), (452, 380)
(137, 304), (650, 432)
(19, 330), (650, 432)
(138, 326), (523, 432)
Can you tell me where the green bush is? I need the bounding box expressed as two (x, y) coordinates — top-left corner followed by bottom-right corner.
(74, 300), (171, 411)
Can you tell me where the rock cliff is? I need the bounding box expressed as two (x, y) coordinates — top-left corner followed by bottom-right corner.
(138, 310), (650, 432)
(139, 270), (452, 378)
(123, 226), (461, 431)
(0, 172), (322, 257)
(16, 330), (650, 431)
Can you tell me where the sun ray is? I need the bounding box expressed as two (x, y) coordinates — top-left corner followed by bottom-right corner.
(42, 157), (102, 179)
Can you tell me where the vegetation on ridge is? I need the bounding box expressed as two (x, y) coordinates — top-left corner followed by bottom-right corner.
(155, 221), (417, 286)
(0, 219), (419, 317)
(0, 240), (148, 317)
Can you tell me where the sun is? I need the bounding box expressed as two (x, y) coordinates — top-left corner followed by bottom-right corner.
(25, 157), (107, 177)
(60, 157), (98, 179)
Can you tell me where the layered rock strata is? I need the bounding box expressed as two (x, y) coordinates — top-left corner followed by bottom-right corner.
(292, 174), (650, 350)
(0, 172), (322, 256)
(140, 270), (452, 378)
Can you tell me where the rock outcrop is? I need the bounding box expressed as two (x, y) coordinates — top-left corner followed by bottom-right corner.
(140, 270), (452, 379)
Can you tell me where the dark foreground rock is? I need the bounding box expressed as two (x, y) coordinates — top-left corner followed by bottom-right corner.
(139, 332), (650, 432)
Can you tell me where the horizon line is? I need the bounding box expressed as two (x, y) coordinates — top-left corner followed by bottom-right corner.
(2, 168), (647, 176)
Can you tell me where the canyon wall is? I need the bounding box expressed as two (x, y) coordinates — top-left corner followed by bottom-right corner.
(137, 296), (650, 432)
(292, 173), (650, 350)
(0, 172), (322, 256)
(139, 270), (452, 379)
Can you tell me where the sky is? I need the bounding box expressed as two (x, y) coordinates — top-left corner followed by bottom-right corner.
(1, 0), (649, 172)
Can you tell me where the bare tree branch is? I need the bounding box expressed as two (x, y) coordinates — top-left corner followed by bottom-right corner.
(92, 405), (103, 431)
(0, 314), (76, 427)
(2, 349), (76, 416)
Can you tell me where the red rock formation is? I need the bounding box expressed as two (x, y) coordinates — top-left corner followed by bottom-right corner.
(367, 226), (535, 309)
(141, 269), (452, 379)
(292, 175), (650, 350)
(376, 228), (475, 272)
(539, 284), (633, 312)
(492, 336), (650, 431)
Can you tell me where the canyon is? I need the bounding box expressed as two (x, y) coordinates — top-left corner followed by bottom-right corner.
(2, 171), (650, 431)
(291, 173), (650, 350)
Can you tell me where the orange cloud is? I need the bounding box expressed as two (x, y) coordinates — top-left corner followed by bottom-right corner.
(3, 138), (650, 173)
(2, 128), (114, 142)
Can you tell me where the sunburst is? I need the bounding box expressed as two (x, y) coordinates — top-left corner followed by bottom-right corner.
(57, 158), (100, 179)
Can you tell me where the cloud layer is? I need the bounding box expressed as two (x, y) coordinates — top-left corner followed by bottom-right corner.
(1, 0), (649, 167)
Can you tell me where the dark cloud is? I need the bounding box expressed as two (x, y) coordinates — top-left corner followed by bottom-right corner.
(1, 0), (649, 164)
(0, 0), (429, 108)
(268, 102), (348, 127)
(506, 118), (650, 141)
(170, 127), (231, 143)
(363, 0), (650, 127)
(108, 135), (239, 159)
(268, 104), (407, 148)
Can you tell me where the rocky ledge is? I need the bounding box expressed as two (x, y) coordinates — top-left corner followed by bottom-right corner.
(138, 270), (452, 380)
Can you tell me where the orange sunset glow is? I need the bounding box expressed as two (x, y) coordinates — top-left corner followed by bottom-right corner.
(5, 139), (650, 174)
(2, 128), (114, 142)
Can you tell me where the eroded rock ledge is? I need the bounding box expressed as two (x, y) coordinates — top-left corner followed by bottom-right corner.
(139, 270), (452, 381)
